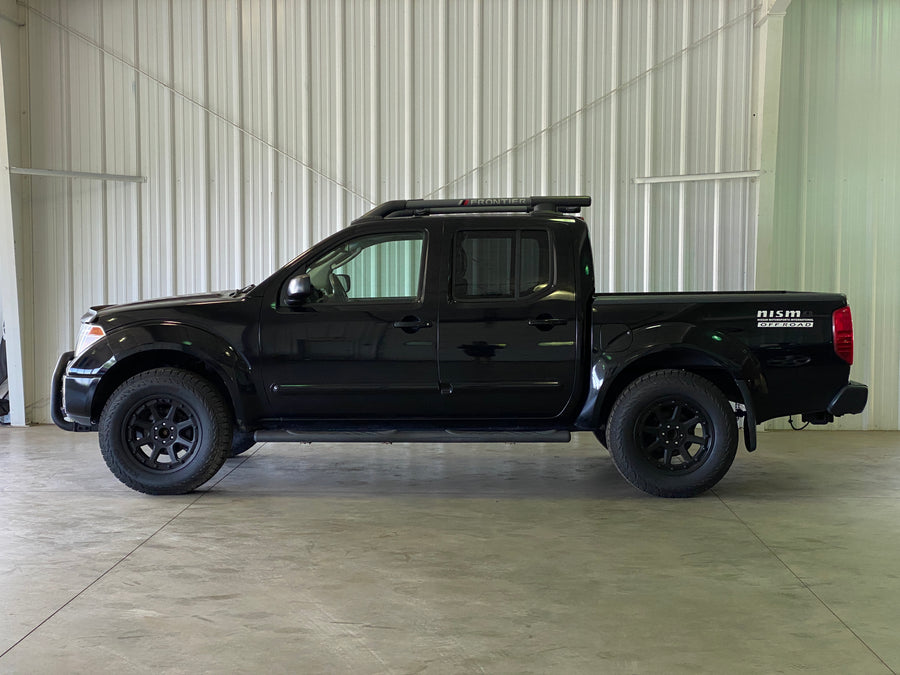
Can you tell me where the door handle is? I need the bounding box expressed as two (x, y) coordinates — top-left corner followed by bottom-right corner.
(393, 316), (433, 333)
(528, 316), (567, 330)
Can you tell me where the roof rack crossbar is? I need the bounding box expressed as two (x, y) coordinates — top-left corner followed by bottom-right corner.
(356, 195), (591, 221)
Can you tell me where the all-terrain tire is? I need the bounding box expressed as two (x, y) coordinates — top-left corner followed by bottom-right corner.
(605, 369), (737, 498)
(99, 368), (232, 495)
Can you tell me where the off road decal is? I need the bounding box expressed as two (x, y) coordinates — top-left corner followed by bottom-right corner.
(756, 309), (814, 328)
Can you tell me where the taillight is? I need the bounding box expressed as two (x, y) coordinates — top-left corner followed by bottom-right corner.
(832, 306), (853, 365)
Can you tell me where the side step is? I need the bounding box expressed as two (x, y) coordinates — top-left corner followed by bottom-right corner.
(253, 429), (571, 444)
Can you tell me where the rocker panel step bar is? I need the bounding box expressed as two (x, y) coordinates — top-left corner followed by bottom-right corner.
(253, 429), (572, 444)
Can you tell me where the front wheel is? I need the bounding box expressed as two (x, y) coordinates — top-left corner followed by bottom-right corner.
(605, 369), (737, 498)
(99, 368), (232, 495)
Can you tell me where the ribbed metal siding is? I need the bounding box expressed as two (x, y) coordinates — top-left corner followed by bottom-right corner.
(20, 0), (757, 423)
(772, 0), (900, 430)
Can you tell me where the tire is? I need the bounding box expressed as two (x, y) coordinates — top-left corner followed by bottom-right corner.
(99, 368), (232, 495)
(229, 431), (256, 457)
(605, 369), (737, 498)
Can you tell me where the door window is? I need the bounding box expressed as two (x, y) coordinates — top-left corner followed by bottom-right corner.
(453, 230), (552, 300)
(304, 232), (425, 303)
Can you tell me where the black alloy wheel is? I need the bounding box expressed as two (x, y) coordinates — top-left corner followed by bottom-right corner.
(634, 398), (712, 473)
(123, 396), (203, 470)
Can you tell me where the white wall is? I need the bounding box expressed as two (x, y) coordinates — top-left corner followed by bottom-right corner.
(770, 0), (900, 430)
(0, 0), (27, 424)
(15, 0), (759, 424)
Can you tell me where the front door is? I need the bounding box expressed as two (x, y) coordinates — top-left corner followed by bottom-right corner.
(259, 228), (441, 420)
(437, 227), (578, 420)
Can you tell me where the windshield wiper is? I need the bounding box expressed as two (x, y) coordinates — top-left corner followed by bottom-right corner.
(232, 284), (255, 297)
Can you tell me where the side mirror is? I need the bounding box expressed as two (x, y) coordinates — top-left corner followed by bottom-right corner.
(284, 273), (312, 307)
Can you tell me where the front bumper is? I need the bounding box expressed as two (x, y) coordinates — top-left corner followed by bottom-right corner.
(827, 380), (868, 416)
(51, 351), (94, 432)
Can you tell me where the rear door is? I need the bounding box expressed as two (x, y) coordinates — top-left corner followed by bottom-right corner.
(436, 223), (578, 419)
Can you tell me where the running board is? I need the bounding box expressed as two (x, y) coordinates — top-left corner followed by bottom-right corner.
(253, 429), (571, 444)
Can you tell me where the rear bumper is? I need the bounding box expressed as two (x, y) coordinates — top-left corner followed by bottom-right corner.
(827, 381), (868, 416)
(51, 351), (94, 432)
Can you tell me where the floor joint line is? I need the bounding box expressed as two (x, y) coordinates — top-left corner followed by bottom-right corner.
(714, 492), (896, 674)
(0, 452), (256, 660)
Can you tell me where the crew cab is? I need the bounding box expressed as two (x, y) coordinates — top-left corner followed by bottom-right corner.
(51, 196), (868, 497)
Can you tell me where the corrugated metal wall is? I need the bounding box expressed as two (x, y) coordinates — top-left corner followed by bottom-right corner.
(772, 0), (899, 430)
(18, 0), (758, 423)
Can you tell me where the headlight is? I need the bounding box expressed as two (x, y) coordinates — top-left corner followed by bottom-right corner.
(74, 323), (106, 357)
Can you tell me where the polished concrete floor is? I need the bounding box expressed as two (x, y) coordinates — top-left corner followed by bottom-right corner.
(1, 426), (899, 674)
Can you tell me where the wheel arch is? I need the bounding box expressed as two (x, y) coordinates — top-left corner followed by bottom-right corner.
(91, 345), (254, 429)
(587, 347), (750, 433)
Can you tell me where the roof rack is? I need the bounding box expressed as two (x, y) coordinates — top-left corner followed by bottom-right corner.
(356, 195), (591, 221)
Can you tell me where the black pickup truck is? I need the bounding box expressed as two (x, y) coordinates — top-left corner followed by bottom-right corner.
(52, 196), (867, 497)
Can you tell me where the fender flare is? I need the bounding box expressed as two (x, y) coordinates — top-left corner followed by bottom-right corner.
(91, 322), (258, 425)
(576, 322), (763, 444)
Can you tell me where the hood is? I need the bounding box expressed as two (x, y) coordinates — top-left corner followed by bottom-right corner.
(91, 291), (244, 323)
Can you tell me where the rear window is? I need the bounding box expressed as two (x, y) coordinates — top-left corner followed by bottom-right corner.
(453, 230), (552, 300)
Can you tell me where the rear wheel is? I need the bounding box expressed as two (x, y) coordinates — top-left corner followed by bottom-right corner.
(605, 369), (737, 498)
(99, 368), (232, 495)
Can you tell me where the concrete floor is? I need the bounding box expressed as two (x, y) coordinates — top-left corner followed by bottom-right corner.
(1, 427), (899, 674)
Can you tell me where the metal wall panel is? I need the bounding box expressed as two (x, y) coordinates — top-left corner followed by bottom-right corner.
(18, 0), (758, 423)
(0, 0), (28, 425)
(771, 0), (900, 430)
